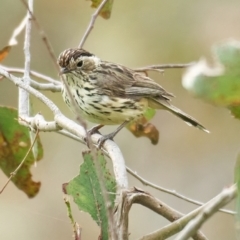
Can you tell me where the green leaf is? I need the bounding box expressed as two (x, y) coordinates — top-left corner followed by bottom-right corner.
(89, 0), (114, 19)
(66, 150), (116, 240)
(182, 40), (240, 119)
(235, 154), (240, 232)
(144, 108), (156, 121)
(0, 106), (43, 198)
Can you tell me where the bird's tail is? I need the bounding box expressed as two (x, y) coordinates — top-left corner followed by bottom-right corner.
(148, 99), (209, 133)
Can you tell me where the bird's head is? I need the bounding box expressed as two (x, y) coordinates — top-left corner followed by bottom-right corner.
(57, 48), (100, 74)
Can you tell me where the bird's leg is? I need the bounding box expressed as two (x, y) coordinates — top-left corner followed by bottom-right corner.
(85, 124), (104, 148)
(97, 121), (129, 149)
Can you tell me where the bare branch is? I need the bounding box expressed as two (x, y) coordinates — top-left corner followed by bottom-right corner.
(18, 0), (33, 118)
(20, 0), (59, 70)
(116, 188), (207, 240)
(127, 167), (235, 215)
(139, 185), (236, 240)
(0, 65), (60, 84)
(0, 129), (39, 194)
(8, 15), (28, 46)
(174, 185), (237, 240)
(57, 129), (85, 144)
(78, 0), (109, 48)
(30, 80), (62, 92)
(19, 113), (61, 131)
(23, 0), (32, 79)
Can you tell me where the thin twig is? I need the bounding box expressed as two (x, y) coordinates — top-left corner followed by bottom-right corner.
(127, 167), (235, 215)
(8, 15), (28, 46)
(78, 0), (109, 48)
(0, 130), (39, 194)
(135, 62), (195, 73)
(64, 197), (81, 240)
(174, 185), (237, 240)
(30, 80), (62, 92)
(20, 0), (59, 71)
(0, 65), (60, 84)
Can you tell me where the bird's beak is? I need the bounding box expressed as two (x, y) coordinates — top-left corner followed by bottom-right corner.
(60, 68), (71, 75)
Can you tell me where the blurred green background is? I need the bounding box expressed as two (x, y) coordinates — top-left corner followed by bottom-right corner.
(1, 0), (240, 239)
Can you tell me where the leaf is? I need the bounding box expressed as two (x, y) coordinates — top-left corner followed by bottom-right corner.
(0, 106), (43, 197)
(0, 46), (11, 62)
(65, 151), (116, 240)
(89, 0), (114, 19)
(235, 154), (240, 233)
(143, 108), (156, 121)
(126, 108), (159, 145)
(182, 39), (240, 119)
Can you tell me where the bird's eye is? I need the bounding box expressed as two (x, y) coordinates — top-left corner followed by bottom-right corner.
(77, 61), (83, 67)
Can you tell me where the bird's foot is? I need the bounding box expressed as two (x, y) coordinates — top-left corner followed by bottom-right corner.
(97, 132), (116, 149)
(84, 124), (104, 148)
(97, 120), (130, 149)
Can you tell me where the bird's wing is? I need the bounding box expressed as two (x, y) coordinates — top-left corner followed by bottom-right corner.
(92, 62), (173, 100)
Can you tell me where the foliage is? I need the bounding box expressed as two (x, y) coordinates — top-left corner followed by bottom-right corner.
(0, 106), (43, 197)
(65, 151), (117, 240)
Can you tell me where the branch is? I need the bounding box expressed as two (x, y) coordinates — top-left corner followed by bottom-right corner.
(0, 67), (128, 189)
(0, 65), (60, 84)
(140, 185), (236, 240)
(20, 0), (59, 70)
(115, 188), (207, 240)
(78, 0), (109, 48)
(18, 0), (33, 118)
(127, 167), (235, 215)
(174, 185), (237, 240)
(30, 80), (62, 92)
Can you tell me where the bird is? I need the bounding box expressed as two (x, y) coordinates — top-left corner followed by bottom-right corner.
(57, 48), (208, 147)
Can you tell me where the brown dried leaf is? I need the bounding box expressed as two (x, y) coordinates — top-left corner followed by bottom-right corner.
(127, 117), (159, 145)
(0, 46), (11, 62)
(89, 0), (114, 19)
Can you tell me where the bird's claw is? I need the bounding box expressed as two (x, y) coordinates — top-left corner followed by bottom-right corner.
(97, 134), (115, 149)
(84, 124), (104, 148)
